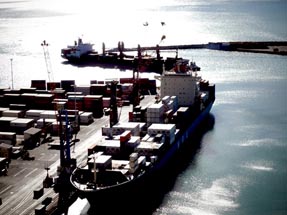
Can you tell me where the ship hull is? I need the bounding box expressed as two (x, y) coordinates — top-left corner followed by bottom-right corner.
(72, 101), (214, 214)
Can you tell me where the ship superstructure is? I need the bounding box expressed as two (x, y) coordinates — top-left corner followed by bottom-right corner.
(61, 38), (94, 60)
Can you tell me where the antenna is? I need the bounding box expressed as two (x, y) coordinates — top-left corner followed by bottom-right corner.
(41, 40), (54, 82)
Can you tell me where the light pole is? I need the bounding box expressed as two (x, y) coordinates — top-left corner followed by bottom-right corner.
(10, 58), (14, 89)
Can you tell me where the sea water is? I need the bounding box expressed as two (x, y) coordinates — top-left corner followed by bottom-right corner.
(0, 0), (286, 214)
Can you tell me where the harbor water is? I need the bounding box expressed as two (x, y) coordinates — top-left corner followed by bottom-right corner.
(0, 0), (286, 214)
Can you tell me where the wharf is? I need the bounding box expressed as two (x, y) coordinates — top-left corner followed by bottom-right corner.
(108, 41), (287, 55)
(0, 92), (155, 215)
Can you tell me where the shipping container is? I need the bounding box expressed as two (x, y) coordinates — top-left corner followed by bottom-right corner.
(61, 80), (75, 92)
(10, 118), (35, 134)
(47, 82), (60, 90)
(0, 143), (12, 160)
(3, 110), (25, 118)
(0, 117), (17, 132)
(79, 112), (94, 125)
(31, 80), (46, 90)
(0, 132), (16, 146)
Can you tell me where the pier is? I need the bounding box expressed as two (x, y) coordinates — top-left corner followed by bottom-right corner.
(108, 41), (287, 56)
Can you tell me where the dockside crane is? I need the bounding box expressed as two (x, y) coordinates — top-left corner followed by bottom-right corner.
(53, 106), (77, 214)
(41, 40), (54, 82)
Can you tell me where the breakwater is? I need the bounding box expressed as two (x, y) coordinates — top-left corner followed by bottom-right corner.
(109, 41), (287, 56)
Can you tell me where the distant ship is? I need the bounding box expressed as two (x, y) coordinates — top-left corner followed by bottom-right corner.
(61, 38), (201, 73)
(61, 38), (94, 60)
(70, 59), (214, 213)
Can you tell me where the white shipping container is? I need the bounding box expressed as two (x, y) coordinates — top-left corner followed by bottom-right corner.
(101, 125), (113, 136)
(129, 152), (138, 162)
(26, 110), (44, 120)
(0, 132), (16, 140)
(36, 118), (56, 128)
(88, 155), (112, 170)
(80, 112), (94, 124)
(40, 111), (57, 119)
(147, 103), (164, 113)
(161, 96), (171, 105)
(24, 127), (42, 141)
(3, 110), (25, 118)
(10, 118), (34, 128)
(112, 122), (140, 136)
(126, 136), (140, 148)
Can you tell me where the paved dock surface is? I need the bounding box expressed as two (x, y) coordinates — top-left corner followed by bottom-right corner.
(0, 95), (155, 215)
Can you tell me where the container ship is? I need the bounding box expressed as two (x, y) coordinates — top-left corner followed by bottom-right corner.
(70, 59), (215, 214)
(61, 38), (201, 73)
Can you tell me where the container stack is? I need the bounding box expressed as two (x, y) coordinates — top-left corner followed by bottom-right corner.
(0, 117), (17, 132)
(129, 152), (138, 173)
(120, 130), (131, 143)
(118, 130), (140, 157)
(21, 93), (37, 109)
(47, 82), (60, 91)
(52, 99), (68, 110)
(2, 110), (25, 118)
(0, 143), (12, 160)
(36, 118), (56, 129)
(90, 84), (107, 96)
(83, 95), (103, 118)
(10, 118), (35, 134)
(0, 132), (16, 146)
(20, 88), (36, 94)
(26, 110), (44, 120)
(131, 105), (148, 123)
(24, 127), (42, 149)
(101, 125), (113, 136)
(67, 95), (84, 111)
(9, 104), (27, 111)
(74, 85), (90, 95)
(0, 108), (8, 117)
(112, 122), (140, 136)
(88, 154), (112, 171)
(40, 110), (57, 119)
(126, 136), (140, 149)
(104, 140), (121, 156)
(146, 103), (165, 124)
(3, 94), (21, 107)
(52, 89), (66, 99)
(61, 80), (75, 92)
(121, 83), (133, 101)
(173, 107), (190, 128)
(31, 80), (46, 90)
(79, 112), (94, 125)
(34, 94), (54, 110)
(147, 123), (176, 144)
(135, 141), (164, 158)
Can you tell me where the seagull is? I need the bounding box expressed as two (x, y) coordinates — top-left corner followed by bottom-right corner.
(143, 22), (149, 26)
(161, 22), (165, 26)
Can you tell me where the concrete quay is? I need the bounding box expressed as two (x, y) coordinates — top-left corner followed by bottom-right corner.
(111, 41), (287, 56)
